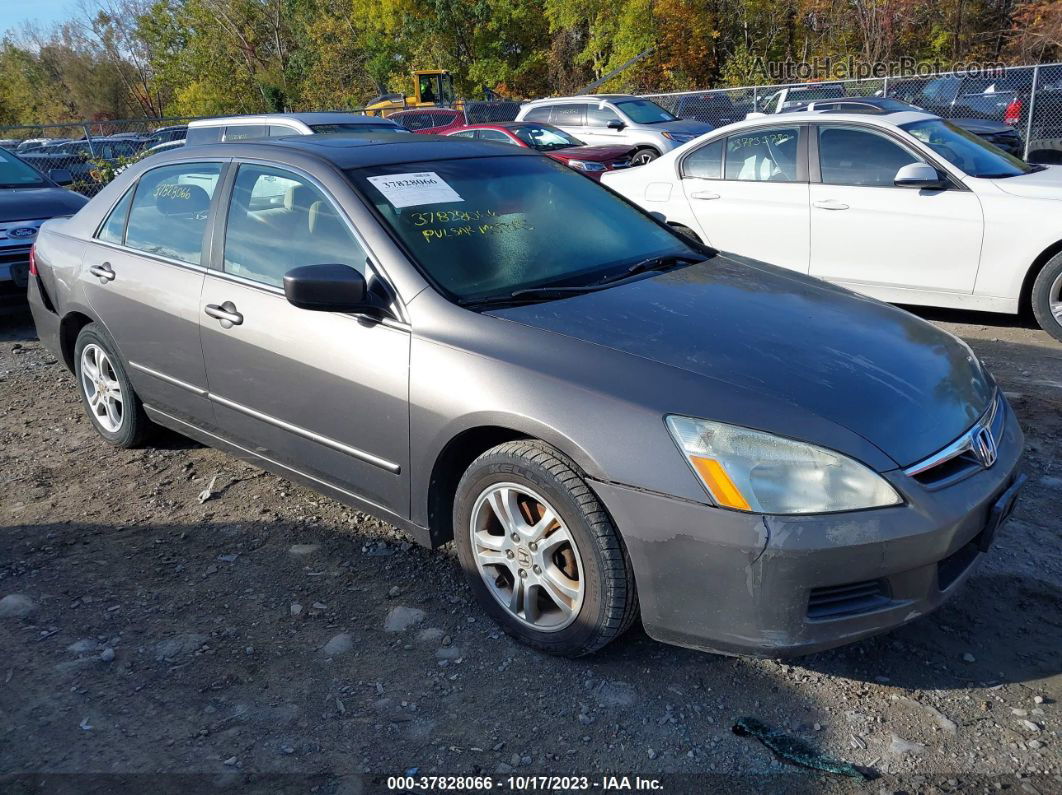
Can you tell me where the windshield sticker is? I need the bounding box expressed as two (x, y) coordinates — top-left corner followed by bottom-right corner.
(367, 172), (463, 208)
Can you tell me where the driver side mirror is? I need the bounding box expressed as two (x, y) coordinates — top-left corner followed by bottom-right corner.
(48, 168), (74, 186)
(283, 263), (386, 315)
(607, 119), (625, 130)
(894, 162), (946, 189)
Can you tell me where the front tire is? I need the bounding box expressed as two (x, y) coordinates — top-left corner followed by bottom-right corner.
(1031, 251), (1062, 343)
(631, 148), (660, 166)
(74, 323), (153, 447)
(453, 440), (638, 656)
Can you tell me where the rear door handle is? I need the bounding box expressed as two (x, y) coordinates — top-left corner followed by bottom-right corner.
(204, 301), (243, 328)
(89, 262), (115, 282)
(813, 199), (849, 210)
(690, 191), (721, 200)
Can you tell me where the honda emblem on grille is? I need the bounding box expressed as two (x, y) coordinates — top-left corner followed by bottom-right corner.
(972, 427), (998, 468)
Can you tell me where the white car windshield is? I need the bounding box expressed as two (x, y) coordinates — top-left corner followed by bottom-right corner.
(901, 119), (1033, 178)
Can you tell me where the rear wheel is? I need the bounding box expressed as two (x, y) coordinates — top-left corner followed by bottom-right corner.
(453, 440), (638, 656)
(73, 324), (153, 447)
(1031, 251), (1062, 343)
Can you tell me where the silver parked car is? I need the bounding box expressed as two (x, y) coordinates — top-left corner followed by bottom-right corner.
(516, 95), (712, 165)
(27, 135), (1024, 657)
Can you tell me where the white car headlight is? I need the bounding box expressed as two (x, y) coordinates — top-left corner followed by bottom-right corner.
(566, 159), (607, 172)
(665, 416), (902, 514)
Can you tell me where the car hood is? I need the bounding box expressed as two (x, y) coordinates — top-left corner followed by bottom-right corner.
(0, 186), (87, 222)
(988, 165), (1062, 199)
(652, 118), (714, 135)
(549, 145), (634, 162)
(488, 255), (994, 468)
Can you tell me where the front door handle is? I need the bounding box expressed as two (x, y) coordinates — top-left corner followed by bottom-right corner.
(89, 262), (115, 282)
(690, 190), (721, 200)
(813, 199), (849, 210)
(204, 301), (243, 329)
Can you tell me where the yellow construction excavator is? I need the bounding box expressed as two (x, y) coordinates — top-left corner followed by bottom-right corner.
(365, 70), (458, 116)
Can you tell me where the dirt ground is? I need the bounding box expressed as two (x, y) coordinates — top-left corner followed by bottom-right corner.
(0, 304), (1060, 793)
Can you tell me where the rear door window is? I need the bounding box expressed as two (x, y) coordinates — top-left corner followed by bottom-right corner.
(550, 104), (587, 126)
(223, 125), (269, 141)
(724, 126), (801, 182)
(124, 162), (222, 265)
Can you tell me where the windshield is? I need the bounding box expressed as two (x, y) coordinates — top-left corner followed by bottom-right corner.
(901, 118), (1033, 178)
(348, 156), (698, 303)
(614, 99), (677, 124)
(0, 149), (46, 188)
(310, 123), (410, 135)
(510, 124), (583, 151)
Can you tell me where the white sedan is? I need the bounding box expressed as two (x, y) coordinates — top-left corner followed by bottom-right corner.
(600, 109), (1062, 342)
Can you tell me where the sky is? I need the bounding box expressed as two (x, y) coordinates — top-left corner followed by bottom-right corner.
(4, 0), (83, 36)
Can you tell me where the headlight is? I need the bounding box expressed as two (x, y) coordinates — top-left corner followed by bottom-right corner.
(665, 416), (901, 514)
(567, 159), (607, 172)
(661, 131), (693, 143)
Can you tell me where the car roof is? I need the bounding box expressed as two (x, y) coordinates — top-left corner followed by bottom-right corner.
(155, 133), (539, 169)
(187, 112), (396, 128)
(749, 110), (937, 127)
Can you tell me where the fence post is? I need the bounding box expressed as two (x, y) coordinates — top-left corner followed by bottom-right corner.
(83, 124), (94, 157)
(883, 75), (889, 98)
(1024, 65), (1039, 162)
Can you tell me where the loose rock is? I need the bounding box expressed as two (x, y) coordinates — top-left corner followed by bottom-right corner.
(384, 606), (426, 633)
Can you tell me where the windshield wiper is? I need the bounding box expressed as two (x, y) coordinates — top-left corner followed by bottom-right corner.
(460, 253), (703, 310)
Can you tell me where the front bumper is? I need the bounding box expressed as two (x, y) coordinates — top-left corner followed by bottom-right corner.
(0, 244), (32, 288)
(593, 403), (1024, 657)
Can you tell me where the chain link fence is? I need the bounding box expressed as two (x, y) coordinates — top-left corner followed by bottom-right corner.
(3, 61), (1061, 198)
(0, 117), (202, 195)
(644, 63), (1062, 163)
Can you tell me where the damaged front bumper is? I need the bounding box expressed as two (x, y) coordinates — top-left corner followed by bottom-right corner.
(592, 405), (1024, 657)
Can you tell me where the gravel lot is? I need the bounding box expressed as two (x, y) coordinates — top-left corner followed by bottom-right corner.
(1, 305), (1060, 792)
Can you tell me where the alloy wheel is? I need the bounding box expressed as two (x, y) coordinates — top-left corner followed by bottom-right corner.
(1051, 271), (1062, 328)
(469, 482), (585, 632)
(80, 343), (124, 433)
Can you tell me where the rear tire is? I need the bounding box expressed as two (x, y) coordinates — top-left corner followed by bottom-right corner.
(73, 323), (153, 448)
(453, 440), (638, 656)
(1031, 251), (1062, 343)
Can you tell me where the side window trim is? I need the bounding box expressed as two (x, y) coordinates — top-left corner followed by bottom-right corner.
(209, 158), (407, 321)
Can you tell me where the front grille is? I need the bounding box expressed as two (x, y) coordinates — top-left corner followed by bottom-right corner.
(907, 393), (1005, 489)
(807, 580), (890, 620)
(0, 245), (32, 267)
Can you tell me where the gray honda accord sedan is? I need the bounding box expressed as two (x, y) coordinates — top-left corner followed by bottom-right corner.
(26, 134), (1024, 657)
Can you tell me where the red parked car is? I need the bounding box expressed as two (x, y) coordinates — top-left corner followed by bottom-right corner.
(446, 122), (634, 180)
(389, 108), (467, 135)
